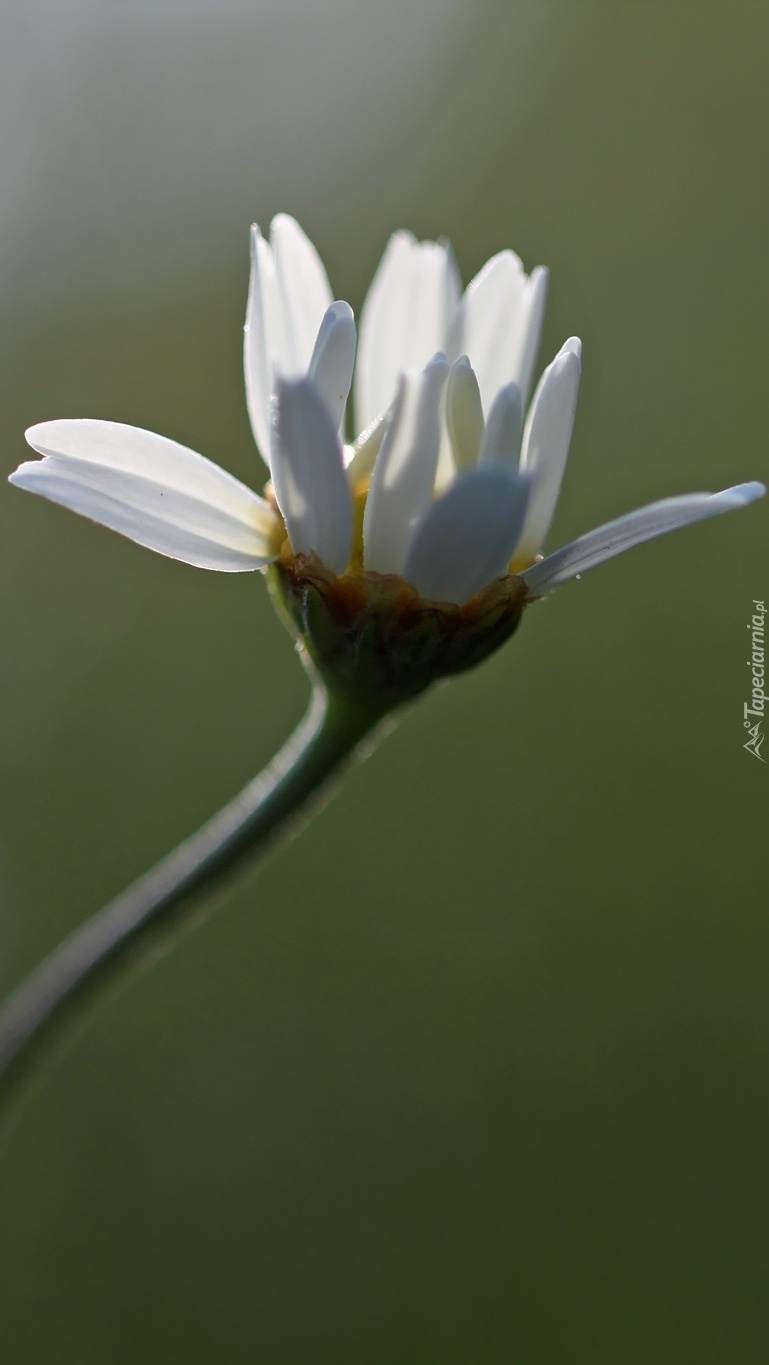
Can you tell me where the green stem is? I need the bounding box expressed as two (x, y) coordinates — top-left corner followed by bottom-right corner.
(0, 678), (384, 1109)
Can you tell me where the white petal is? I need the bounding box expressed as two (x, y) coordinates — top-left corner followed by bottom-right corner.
(272, 378), (352, 575)
(447, 250), (528, 416)
(244, 223), (282, 467)
(362, 353), (449, 576)
(307, 301), (357, 437)
(516, 339), (582, 559)
(244, 216), (333, 468)
(520, 483), (766, 597)
(560, 336), (582, 360)
(355, 232), (460, 433)
(345, 410), (389, 487)
(270, 213), (333, 374)
(403, 468), (530, 605)
(13, 420), (277, 571)
(516, 266), (549, 408)
(478, 382), (523, 468)
(446, 356), (484, 471)
(24, 419), (275, 524)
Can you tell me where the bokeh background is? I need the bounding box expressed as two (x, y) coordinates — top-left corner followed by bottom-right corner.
(1, 3), (767, 1361)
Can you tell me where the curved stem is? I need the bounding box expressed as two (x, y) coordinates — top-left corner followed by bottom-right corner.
(0, 680), (384, 1109)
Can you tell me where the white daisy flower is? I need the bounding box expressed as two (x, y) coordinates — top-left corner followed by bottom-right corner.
(4, 220), (765, 1090)
(10, 215), (764, 632)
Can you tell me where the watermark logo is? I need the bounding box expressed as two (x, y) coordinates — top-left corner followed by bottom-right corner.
(744, 599), (766, 762)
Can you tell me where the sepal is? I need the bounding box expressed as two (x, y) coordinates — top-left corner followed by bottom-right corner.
(268, 552), (527, 714)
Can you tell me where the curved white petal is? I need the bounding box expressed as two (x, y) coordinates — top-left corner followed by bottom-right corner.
(345, 409), (389, 487)
(24, 419), (275, 523)
(271, 213), (333, 373)
(244, 216), (333, 468)
(446, 356), (484, 471)
(447, 250), (531, 416)
(355, 232), (460, 433)
(478, 382), (523, 468)
(558, 336), (582, 361)
(273, 378), (352, 574)
(13, 420), (277, 571)
(362, 353), (449, 576)
(516, 339), (582, 559)
(403, 468), (530, 605)
(307, 301), (357, 437)
(244, 223), (281, 467)
(516, 265), (549, 408)
(521, 483), (766, 598)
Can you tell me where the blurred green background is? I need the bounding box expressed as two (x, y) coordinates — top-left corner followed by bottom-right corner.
(1, 3), (767, 1361)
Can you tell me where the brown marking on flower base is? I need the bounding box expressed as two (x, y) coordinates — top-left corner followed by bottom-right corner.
(269, 551), (528, 711)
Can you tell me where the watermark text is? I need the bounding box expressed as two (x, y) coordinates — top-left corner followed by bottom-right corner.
(744, 599), (766, 761)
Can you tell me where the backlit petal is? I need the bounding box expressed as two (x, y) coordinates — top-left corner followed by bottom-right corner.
(363, 353), (449, 575)
(272, 378), (353, 574)
(478, 382), (523, 468)
(446, 356), (484, 471)
(516, 339), (581, 559)
(355, 232), (459, 432)
(403, 468), (530, 605)
(271, 213), (334, 374)
(244, 216), (333, 467)
(244, 223), (281, 466)
(13, 420), (277, 571)
(307, 301), (357, 437)
(521, 483), (766, 597)
(516, 265), (549, 408)
(448, 250), (527, 416)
